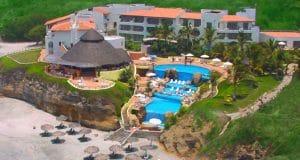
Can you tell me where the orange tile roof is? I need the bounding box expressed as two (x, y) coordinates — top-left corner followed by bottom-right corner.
(45, 15), (70, 25)
(220, 15), (254, 22)
(121, 7), (185, 18)
(261, 32), (300, 38)
(181, 12), (202, 19)
(95, 7), (111, 14)
(51, 20), (96, 31)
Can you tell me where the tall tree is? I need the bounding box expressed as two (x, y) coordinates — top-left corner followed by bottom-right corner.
(177, 23), (198, 51)
(201, 27), (218, 56)
(150, 22), (174, 53)
(209, 71), (221, 97)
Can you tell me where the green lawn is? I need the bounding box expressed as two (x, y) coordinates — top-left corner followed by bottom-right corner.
(8, 49), (40, 63)
(0, 56), (132, 117)
(100, 68), (124, 81)
(200, 76), (300, 159)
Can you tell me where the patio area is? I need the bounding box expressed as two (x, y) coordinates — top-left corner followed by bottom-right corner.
(68, 77), (115, 90)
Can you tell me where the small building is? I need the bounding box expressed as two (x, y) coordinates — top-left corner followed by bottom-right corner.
(260, 32), (300, 49)
(46, 29), (131, 77)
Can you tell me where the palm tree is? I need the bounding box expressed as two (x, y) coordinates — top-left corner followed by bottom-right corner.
(201, 27), (218, 56)
(150, 22), (174, 53)
(178, 23), (198, 51)
(210, 71), (221, 97)
(237, 31), (248, 53)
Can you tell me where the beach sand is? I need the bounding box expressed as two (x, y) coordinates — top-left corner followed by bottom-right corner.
(0, 97), (178, 160)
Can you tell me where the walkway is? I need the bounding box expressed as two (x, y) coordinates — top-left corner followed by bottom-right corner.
(220, 64), (298, 135)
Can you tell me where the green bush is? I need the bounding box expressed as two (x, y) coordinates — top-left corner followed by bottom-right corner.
(165, 114), (177, 130)
(118, 68), (133, 83)
(125, 41), (141, 51)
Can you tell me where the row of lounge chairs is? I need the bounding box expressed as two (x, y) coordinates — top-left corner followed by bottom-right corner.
(169, 79), (186, 85)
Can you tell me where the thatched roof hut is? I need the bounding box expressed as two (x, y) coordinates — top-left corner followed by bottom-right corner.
(61, 29), (131, 68)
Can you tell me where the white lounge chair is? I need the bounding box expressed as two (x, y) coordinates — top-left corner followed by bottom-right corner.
(170, 79), (174, 83)
(174, 79), (178, 83)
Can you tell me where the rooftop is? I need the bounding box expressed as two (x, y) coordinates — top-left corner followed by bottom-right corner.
(50, 20), (96, 31)
(220, 15), (254, 22)
(45, 15), (70, 25)
(181, 12), (202, 19)
(260, 32), (300, 38)
(121, 7), (185, 18)
(94, 7), (111, 14)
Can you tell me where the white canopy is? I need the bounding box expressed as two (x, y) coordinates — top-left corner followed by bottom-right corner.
(200, 55), (209, 58)
(185, 53), (194, 57)
(224, 61), (233, 66)
(278, 41), (286, 46)
(212, 58), (221, 62)
(149, 118), (162, 125)
(135, 93), (145, 97)
(139, 57), (151, 61)
(146, 72), (156, 77)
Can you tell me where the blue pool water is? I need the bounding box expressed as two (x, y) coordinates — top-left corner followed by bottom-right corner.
(155, 64), (211, 81)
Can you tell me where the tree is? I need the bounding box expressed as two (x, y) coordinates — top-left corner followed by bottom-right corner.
(210, 71), (221, 97)
(177, 23), (198, 52)
(27, 25), (45, 44)
(150, 22), (174, 54)
(201, 27), (218, 56)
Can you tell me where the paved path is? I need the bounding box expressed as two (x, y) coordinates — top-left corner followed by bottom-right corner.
(0, 42), (37, 57)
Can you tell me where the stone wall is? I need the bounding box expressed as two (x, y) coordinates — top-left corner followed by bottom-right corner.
(0, 68), (119, 131)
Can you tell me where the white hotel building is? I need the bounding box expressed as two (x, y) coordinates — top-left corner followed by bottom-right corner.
(44, 4), (300, 58)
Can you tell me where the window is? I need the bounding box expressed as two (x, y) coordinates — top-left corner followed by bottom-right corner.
(120, 25), (131, 31)
(182, 19), (188, 26)
(133, 26), (144, 32)
(132, 34), (144, 41)
(58, 42), (62, 46)
(194, 20), (201, 27)
(243, 23), (249, 30)
(227, 33), (238, 39)
(206, 22), (212, 28)
(113, 22), (117, 28)
(294, 41), (300, 49)
(120, 15), (133, 22)
(134, 16), (144, 23)
(227, 22), (238, 30)
(48, 42), (54, 54)
(147, 27), (155, 33)
(147, 18), (159, 24)
(161, 19), (173, 25)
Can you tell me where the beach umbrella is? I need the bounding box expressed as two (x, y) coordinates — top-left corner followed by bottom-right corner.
(135, 93), (145, 97)
(41, 124), (54, 131)
(78, 128), (92, 142)
(56, 115), (68, 129)
(84, 146), (99, 155)
(149, 118), (162, 125)
(147, 136), (158, 147)
(126, 137), (139, 152)
(200, 55), (209, 59)
(51, 131), (65, 144)
(278, 41), (286, 46)
(56, 115), (68, 121)
(125, 154), (141, 160)
(68, 122), (81, 128)
(109, 144), (123, 155)
(146, 72), (156, 77)
(185, 53), (194, 57)
(52, 131), (65, 137)
(212, 58), (221, 62)
(94, 153), (109, 160)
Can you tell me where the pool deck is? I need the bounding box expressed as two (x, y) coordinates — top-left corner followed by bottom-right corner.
(122, 57), (228, 131)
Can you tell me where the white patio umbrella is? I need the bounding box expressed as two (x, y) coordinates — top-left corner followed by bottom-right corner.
(146, 72), (156, 77)
(139, 57), (150, 61)
(224, 61), (233, 66)
(200, 55), (209, 59)
(212, 58), (221, 62)
(278, 41), (286, 46)
(149, 118), (162, 125)
(185, 53), (194, 57)
(135, 93), (145, 97)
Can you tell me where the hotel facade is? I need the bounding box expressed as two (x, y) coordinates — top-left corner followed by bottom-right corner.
(44, 4), (300, 59)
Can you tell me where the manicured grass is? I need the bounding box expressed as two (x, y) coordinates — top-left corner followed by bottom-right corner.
(191, 76), (280, 113)
(0, 56), (132, 117)
(100, 68), (124, 81)
(8, 49), (40, 63)
(200, 76), (300, 159)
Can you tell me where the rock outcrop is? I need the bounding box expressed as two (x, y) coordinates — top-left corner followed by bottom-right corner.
(160, 113), (230, 158)
(0, 69), (119, 131)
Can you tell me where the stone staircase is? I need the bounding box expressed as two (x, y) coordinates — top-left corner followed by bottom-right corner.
(104, 128), (132, 144)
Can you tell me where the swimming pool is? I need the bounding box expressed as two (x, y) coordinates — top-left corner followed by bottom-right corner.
(144, 93), (182, 127)
(154, 64), (211, 81)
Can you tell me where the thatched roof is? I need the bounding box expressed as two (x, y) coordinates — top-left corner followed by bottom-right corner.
(61, 29), (131, 68)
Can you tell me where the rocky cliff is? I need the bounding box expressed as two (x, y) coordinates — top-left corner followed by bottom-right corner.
(0, 69), (119, 131)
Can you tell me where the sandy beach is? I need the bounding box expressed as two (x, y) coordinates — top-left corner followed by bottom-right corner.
(0, 97), (178, 160)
